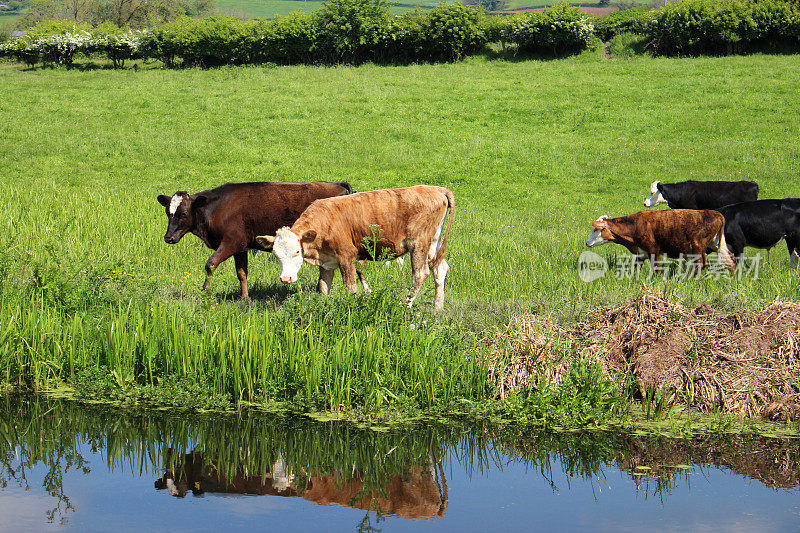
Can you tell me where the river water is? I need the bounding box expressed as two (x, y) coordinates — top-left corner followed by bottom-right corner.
(1, 395), (798, 532)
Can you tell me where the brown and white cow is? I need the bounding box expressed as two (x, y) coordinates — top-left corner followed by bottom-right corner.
(255, 185), (455, 311)
(586, 209), (735, 270)
(155, 452), (449, 520)
(157, 181), (352, 299)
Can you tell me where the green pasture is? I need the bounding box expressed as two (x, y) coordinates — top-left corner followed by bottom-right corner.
(1, 52), (800, 415)
(214, 0), (441, 18)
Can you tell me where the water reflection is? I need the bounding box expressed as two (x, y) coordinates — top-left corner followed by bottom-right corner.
(1, 394), (798, 528)
(153, 451), (448, 519)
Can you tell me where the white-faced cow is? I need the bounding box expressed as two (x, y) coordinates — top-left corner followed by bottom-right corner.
(587, 209), (735, 271)
(717, 199), (800, 268)
(644, 180), (759, 209)
(157, 181), (351, 299)
(155, 452), (449, 519)
(255, 185), (455, 312)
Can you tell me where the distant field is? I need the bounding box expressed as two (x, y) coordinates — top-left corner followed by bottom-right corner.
(0, 12), (20, 30)
(215, 0), (441, 18)
(500, 0), (649, 11)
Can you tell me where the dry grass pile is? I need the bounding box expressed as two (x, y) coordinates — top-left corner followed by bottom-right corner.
(487, 290), (800, 420)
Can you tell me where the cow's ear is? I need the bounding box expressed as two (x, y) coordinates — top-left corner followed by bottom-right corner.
(301, 230), (317, 243)
(157, 195), (170, 207)
(256, 235), (275, 250)
(192, 195), (208, 209)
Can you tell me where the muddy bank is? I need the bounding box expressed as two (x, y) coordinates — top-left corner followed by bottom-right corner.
(487, 291), (800, 420)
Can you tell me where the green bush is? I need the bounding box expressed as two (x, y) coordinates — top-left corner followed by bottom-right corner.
(94, 23), (144, 68)
(593, 7), (655, 41)
(314, 0), (392, 64)
(607, 31), (649, 57)
(28, 20), (95, 65)
(0, 37), (41, 66)
(252, 13), (318, 64)
(418, 3), (487, 61)
(481, 14), (513, 45)
(505, 4), (594, 55)
(648, 0), (800, 55)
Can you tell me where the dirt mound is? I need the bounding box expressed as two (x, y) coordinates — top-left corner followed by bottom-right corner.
(487, 291), (800, 420)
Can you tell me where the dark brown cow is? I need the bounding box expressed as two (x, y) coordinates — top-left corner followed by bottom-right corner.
(255, 185), (455, 311)
(155, 453), (448, 520)
(586, 209), (735, 270)
(156, 181), (351, 299)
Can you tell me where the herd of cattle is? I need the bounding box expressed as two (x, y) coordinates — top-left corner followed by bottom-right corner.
(587, 179), (800, 272)
(157, 181), (453, 310)
(157, 178), (796, 311)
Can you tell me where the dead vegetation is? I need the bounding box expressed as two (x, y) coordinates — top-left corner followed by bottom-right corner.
(487, 290), (800, 420)
(614, 436), (800, 491)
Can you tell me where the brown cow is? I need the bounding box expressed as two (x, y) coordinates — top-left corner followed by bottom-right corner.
(255, 185), (455, 312)
(155, 453), (448, 520)
(157, 181), (351, 299)
(586, 209), (735, 271)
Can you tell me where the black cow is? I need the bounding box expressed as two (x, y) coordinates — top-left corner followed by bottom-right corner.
(717, 199), (800, 267)
(157, 181), (352, 299)
(644, 180), (759, 209)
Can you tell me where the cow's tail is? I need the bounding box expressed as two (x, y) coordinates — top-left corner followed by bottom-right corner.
(434, 189), (455, 266)
(715, 223), (736, 271)
(338, 181), (354, 195)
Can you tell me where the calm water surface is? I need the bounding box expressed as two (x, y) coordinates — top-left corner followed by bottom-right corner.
(1, 396), (798, 532)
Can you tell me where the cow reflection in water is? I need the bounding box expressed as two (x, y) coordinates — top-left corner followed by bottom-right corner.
(154, 453), (448, 520)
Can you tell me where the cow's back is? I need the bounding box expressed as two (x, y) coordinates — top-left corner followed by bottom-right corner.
(198, 181), (350, 248)
(630, 209), (721, 255)
(669, 180), (758, 210)
(298, 185), (451, 247)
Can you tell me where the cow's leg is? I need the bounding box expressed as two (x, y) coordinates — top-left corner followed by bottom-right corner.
(786, 236), (800, 269)
(203, 244), (237, 293)
(233, 252), (249, 299)
(356, 269), (371, 293)
(407, 247), (431, 308)
(339, 256), (359, 294)
(432, 259), (449, 312)
(690, 243), (706, 271)
(317, 267), (335, 295)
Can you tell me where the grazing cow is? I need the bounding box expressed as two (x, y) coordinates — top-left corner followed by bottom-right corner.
(157, 181), (352, 299)
(155, 452), (449, 519)
(644, 180), (759, 209)
(716, 199), (800, 267)
(586, 209), (735, 270)
(255, 185), (454, 311)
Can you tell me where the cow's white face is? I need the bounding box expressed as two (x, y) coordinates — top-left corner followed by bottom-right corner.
(644, 181), (666, 207)
(586, 216), (610, 247)
(256, 227), (316, 284)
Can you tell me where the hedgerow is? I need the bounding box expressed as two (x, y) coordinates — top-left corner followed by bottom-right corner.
(647, 0), (800, 55)
(1, 0), (799, 67)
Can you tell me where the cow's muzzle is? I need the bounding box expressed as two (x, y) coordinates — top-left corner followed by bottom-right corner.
(280, 276), (295, 284)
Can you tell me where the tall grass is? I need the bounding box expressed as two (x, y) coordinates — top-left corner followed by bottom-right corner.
(0, 270), (486, 411)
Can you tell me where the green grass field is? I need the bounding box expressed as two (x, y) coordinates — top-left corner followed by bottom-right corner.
(1, 52), (800, 415)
